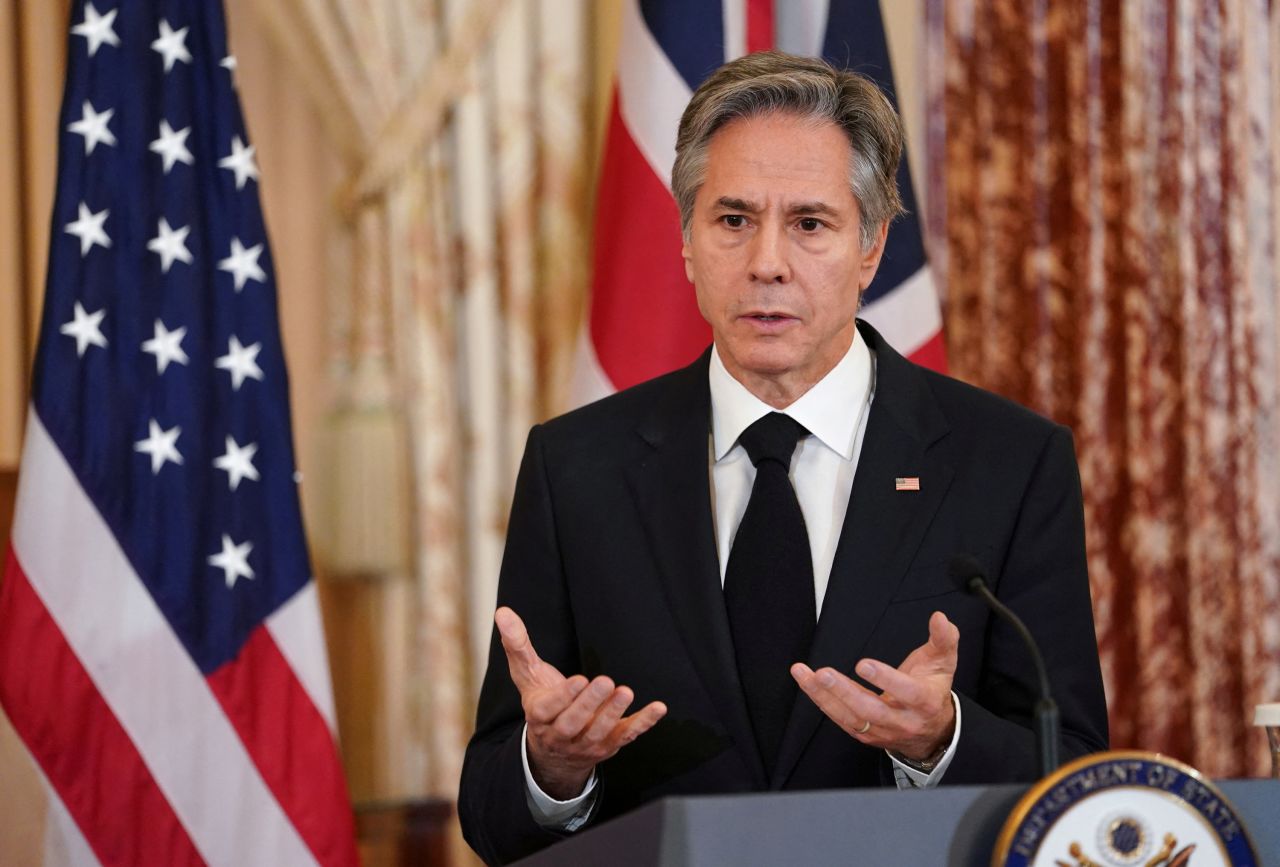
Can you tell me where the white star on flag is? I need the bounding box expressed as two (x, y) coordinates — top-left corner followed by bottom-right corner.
(60, 301), (108, 357)
(218, 136), (260, 190)
(141, 320), (189, 374)
(213, 436), (260, 491)
(151, 19), (192, 73)
(134, 419), (184, 474)
(64, 202), (111, 256)
(215, 335), (264, 390)
(208, 534), (255, 589)
(150, 120), (194, 174)
(217, 237), (266, 291)
(147, 218), (193, 273)
(67, 100), (116, 155)
(71, 3), (120, 57)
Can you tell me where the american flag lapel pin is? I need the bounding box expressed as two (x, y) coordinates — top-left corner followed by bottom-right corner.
(895, 477), (920, 492)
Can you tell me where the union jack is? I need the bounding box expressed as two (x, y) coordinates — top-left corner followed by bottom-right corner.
(572, 0), (945, 405)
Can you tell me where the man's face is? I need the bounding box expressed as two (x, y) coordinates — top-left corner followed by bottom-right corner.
(682, 112), (887, 402)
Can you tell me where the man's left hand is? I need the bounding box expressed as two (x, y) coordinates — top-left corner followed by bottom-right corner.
(791, 611), (959, 762)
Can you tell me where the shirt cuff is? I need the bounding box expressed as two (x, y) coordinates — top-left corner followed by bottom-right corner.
(521, 723), (599, 830)
(889, 691), (962, 789)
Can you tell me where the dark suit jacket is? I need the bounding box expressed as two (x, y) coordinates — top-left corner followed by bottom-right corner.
(459, 321), (1109, 865)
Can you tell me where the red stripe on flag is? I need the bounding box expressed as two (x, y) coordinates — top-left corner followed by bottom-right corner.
(905, 330), (948, 373)
(746, 0), (775, 53)
(0, 547), (207, 867)
(205, 625), (358, 867)
(590, 94), (711, 390)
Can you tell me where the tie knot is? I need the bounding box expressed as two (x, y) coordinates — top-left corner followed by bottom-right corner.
(738, 412), (810, 468)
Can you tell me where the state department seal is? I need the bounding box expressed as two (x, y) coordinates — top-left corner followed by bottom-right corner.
(992, 751), (1260, 867)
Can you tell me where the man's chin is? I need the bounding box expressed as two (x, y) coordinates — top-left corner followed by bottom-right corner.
(722, 346), (804, 380)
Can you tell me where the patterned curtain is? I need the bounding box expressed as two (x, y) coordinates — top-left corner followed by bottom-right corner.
(250, 0), (595, 810)
(930, 0), (1280, 776)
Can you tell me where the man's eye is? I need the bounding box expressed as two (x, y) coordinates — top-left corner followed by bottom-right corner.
(797, 217), (822, 232)
(722, 214), (746, 228)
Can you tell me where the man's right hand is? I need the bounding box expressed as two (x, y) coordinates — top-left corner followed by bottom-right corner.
(496, 606), (668, 800)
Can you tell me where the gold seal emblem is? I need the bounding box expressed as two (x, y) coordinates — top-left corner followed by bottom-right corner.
(992, 751), (1260, 866)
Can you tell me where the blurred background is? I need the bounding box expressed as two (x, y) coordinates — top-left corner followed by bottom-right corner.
(2, 1), (1278, 864)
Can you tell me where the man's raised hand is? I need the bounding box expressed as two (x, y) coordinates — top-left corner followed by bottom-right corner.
(791, 611), (960, 762)
(496, 606), (668, 800)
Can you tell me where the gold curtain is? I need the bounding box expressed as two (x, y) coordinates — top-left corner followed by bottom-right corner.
(0, 0), (66, 466)
(251, 0), (599, 811)
(933, 0), (1280, 775)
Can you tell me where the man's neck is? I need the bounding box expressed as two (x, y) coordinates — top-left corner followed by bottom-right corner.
(731, 374), (818, 409)
(709, 329), (873, 463)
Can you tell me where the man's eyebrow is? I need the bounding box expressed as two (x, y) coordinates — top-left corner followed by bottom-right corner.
(789, 201), (840, 217)
(713, 196), (760, 212)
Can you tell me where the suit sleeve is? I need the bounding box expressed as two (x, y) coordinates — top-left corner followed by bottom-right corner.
(459, 424), (584, 865)
(945, 425), (1110, 782)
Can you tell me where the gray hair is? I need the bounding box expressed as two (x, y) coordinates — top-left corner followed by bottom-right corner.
(672, 50), (905, 250)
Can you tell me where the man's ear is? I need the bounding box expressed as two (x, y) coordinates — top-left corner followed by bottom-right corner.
(858, 221), (890, 290)
(682, 236), (694, 283)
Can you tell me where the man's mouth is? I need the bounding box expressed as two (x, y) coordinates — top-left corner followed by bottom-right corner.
(741, 312), (799, 331)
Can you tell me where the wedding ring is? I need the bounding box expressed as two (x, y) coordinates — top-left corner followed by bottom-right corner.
(855, 719), (871, 734)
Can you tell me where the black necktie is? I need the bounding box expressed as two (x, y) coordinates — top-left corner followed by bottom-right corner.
(723, 412), (816, 772)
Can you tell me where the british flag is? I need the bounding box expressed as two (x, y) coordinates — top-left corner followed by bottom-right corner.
(572, 0), (945, 404)
(0, 2), (357, 864)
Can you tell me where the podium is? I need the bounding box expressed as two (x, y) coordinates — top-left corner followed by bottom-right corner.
(512, 781), (1280, 866)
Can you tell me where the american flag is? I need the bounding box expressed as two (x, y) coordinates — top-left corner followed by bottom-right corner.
(571, 0), (946, 404)
(0, 2), (357, 864)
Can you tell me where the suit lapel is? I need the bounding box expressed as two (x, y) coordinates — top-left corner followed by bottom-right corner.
(772, 323), (955, 787)
(624, 353), (768, 788)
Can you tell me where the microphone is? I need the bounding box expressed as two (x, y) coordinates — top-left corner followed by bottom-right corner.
(949, 554), (1060, 777)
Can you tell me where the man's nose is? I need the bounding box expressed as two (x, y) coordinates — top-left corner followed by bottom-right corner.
(748, 221), (790, 284)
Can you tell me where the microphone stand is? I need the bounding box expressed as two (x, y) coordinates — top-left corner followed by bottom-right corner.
(962, 572), (1060, 776)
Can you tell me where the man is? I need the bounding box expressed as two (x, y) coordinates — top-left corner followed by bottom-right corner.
(459, 51), (1108, 865)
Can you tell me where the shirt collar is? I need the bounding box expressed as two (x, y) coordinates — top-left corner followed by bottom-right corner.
(709, 328), (873, 462)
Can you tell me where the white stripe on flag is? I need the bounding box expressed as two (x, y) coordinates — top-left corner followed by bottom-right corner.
(41, 774), (99, 867)
(266, 582), (338, 734)
(722, 0), (746, 61)
(617, 0), (691, 189)
(12, 412), (318, 867)
(858, 265), (943, 357)
(775, 0), (830, 58)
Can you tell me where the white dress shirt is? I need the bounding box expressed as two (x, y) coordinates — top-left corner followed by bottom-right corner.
(709, 328), (872, 609)
(524, 332), (960, 828)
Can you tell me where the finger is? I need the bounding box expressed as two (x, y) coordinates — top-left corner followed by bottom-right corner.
(580, 686), (634, 744)
(928, 611), (960, 657)
(550, 676), (616, 739)
(795, 675), (875, 739)
(791, 665), (884, 738)
(813, 666), (879, 707)
(898, 613), (961, 676)
(604, 701), (667, 751)
(496, 607), (546, 688)
(854, 659), (926, 707)
(524, 676), (588, 725)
